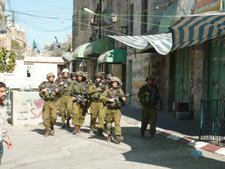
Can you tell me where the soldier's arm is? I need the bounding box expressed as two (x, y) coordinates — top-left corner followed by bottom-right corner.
(100, 90), (110, 103)
(118, 89), (126, 101)
(138, 86), (145, 99)
(88, 84), (100, 94)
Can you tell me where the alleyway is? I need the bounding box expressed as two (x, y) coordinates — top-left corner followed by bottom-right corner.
(2, 114), (225, 169)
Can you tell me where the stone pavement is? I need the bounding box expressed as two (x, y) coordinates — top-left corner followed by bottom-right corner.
(1, 113), (225, 169)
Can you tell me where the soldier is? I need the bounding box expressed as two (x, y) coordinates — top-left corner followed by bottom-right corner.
(138, 75), (160, 139)
(70, 71), (89, 134)
(88, 72), (107, 136)
(70, 72), (77, 81)
(39, 73), (60, 136)
(55, 72), (63, 84)
(56, 68), (73, 128)
(100, 76), (126, 144)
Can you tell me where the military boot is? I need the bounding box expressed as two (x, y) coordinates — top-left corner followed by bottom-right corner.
(77, 126), (81, 133)
(98, 128), (104, 137)
(107, 135), (112, 142)
(73, 126), (78, 134)
(115, 136), (121, 144)
(50, 125), (55, 136)
(44, 130), (51, 137)
(61, 123), (66, 128)
(66, 117), (71, 128)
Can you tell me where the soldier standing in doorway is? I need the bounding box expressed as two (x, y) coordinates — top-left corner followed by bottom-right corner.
(100, 76), (126, 144)
(56, 68), (73, 128)
(39, 73), (60, 136)
(88, 72), (108, 136)
(138, 75), (160, 139)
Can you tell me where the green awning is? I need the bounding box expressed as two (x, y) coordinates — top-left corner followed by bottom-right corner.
(84, 38), (114, 57)
(62, 52), (73, 62)
(73, 43), (90, 60)
(98, 48), (127, 64)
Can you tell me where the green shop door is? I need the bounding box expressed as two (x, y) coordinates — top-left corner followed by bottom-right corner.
(174, 48), (191, 103)
(208, 38), (225, 100)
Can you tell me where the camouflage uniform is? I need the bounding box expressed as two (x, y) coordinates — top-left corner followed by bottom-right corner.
(56, 77), (73, 127)
(100, 76), (125, 144)
(70, 71), (89, 133)
(39, 73), (59, 136)
(138, 76), (160, 138)
(88, 72), (108, 136)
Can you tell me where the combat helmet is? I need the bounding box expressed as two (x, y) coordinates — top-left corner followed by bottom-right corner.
(110, 76), (122, 86)
(96, 72), (103, 78)
(62, 68), (70, 73)
(46, 72), (55, 79)
(76, 71), (84, 76)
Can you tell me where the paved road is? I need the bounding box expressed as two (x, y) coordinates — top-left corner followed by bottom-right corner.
(2, 115), (225, 169)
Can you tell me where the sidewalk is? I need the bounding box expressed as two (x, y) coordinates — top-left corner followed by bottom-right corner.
(121, 104), (225, 156)
(121, 104), (200, 138)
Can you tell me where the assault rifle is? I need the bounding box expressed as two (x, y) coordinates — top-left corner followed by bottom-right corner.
(45, 85), (61, 94)
(71, 93), (88, 104)
(58, 79), (69, 84)
(109, 93), (137, 107)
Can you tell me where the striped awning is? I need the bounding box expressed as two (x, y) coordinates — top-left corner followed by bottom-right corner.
(108, 11), (225, 55)
(73, 43), (91, 59)
(108, 33), (173, 55)
(171, 11), (225, 50)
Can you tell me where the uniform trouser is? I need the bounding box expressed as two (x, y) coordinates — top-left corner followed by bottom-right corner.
(59, 95), (73, 123)
(105, 108), (121, 136)
(72, 103), (87, 127)
(141, 105), (157, 134)
(42, 101), (57, 130)
(90, 102), (106, 130)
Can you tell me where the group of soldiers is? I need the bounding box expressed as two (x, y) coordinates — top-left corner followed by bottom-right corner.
(39, 68), (160, 144)
(39, 68), (126, 144)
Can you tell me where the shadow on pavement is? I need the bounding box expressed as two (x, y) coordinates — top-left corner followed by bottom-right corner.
(31, 129), (46, 136)
(121, 105), (200, 137)
(121, 126), (225, 169)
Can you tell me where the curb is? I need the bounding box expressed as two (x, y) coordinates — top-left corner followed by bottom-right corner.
(155, 128), (225, 156)
(122, 115), (225, 157)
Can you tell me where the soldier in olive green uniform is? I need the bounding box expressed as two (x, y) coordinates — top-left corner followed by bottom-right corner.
(70, 71), (89, 134)
(39, 73), (60, 137)
(138, 75), (160, 138)
(100, 76), (126, 144)
(71, 72), (77, 81)
(56, 68), (73, 128)
(55, 72), (63, 83)
(88, 72), (107, 136)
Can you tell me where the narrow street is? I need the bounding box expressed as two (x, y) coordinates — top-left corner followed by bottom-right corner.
(2, 114), (225, 169)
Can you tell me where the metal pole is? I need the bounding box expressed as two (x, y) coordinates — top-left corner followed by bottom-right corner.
(98, 0), (102, 39)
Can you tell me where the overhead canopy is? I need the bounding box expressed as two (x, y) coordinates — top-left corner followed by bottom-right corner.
(171, 11), (225, 50)
(66, 38), (114, 61)
(62, 52), (73, 62)
(108, 33), (173, 55)
(98, 48), (127, 64)
(108, 11), (225, 55)
(72, 43), (91, 60)
(84, 37), (114, 57)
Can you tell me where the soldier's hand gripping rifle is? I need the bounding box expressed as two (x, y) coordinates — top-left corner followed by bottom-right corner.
(71, 93), (88, 104)
(110, 93), (137, 107)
